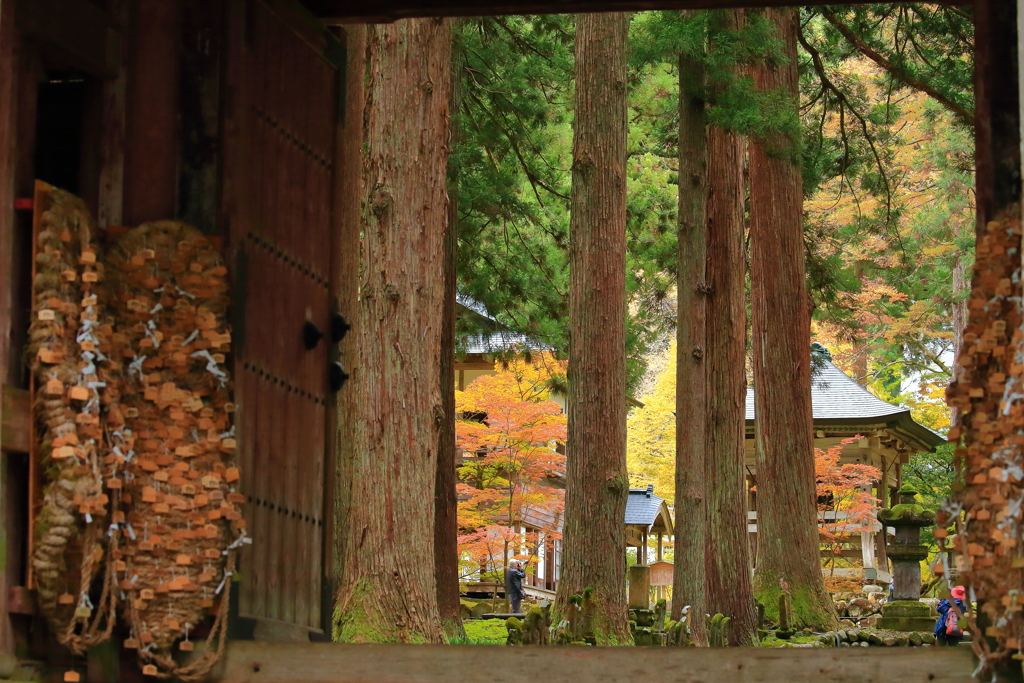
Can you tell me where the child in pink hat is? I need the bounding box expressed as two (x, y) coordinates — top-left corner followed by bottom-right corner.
(935, 586), (967, 646)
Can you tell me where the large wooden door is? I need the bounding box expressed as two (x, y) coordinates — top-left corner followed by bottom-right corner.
(222, 0), (341, 638)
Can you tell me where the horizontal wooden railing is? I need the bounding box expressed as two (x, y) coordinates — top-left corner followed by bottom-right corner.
(219, 642), (976, 683)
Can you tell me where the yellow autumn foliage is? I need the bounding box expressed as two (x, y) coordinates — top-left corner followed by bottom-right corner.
(626, 340), (677, 505)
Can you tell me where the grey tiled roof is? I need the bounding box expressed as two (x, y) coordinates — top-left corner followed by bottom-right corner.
(456, 294), (496, 321)
(745, 360), (904, 421)
(460, 331), (552, 355)
(456, 294), (552, 354)
(744, 359), (944, 452)
(625, 486), (669, 528)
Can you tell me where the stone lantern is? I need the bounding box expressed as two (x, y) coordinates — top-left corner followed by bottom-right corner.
(876, 484), (938, 631)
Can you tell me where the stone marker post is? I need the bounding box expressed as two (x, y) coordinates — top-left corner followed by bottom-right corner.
(628, 565), (651, 609)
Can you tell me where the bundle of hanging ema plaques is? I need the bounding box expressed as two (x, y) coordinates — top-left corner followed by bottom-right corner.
(106, 221), (245, 678)
(943, 211), (1024, 671)
(28, 185), (119, 653)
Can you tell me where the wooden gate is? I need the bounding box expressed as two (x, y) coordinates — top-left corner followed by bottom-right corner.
(221, 0), (342, 638)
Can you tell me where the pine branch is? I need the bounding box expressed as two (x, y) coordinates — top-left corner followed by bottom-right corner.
(798, 26), (906, 261)
(492, 17), (557, 66)
(506, 217), (567, 298)
(928, 6), (973, 48)
(818, 10), (974, 128)
(464, 88), (570, 205)
(936, 4), (972, 23)
(909, 339), (952, 375)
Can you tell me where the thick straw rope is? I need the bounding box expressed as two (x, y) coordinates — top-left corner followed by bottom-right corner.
(28, 187), (116, 653)
(29, 201), (244, 677)
(107, 221), (244, 677)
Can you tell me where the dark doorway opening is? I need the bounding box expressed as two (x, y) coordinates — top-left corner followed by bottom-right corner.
(33, 71), (89, 195)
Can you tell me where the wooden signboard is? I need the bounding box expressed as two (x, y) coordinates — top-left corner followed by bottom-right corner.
(649, 560), (673, 587)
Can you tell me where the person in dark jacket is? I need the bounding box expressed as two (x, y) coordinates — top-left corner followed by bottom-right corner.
(935, 585), (968, 646)
(504, 559), (526, 614)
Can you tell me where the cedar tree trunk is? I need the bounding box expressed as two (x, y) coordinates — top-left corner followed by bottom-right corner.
(556, 11), (631, 646)
(333, 18), (452, 644)
(851, 262), (869, 385)
(749, 7), (838, 632)
(332, 20), (366, 603)
(703, 7), (757, 647)
(435, 28), (465, 640)
(949, 256), (969, 426)
(672, 23), (709, 646)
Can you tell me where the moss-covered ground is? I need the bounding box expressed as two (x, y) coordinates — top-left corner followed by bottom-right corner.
(758, 633), (824, 647)
(452, 619), (508, 644)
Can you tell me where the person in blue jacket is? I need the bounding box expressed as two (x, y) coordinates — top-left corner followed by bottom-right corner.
(935, 585), (967, 646)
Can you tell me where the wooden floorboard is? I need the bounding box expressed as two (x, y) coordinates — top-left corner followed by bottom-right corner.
(220, 642), (976, 683)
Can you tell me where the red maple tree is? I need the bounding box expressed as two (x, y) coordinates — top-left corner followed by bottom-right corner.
(815, 436), (883, 583)
(455, 354), (567, 583)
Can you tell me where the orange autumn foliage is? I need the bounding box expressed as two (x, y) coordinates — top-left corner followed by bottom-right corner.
(816, 436), (883, 574)
(455, 355), (567, 577)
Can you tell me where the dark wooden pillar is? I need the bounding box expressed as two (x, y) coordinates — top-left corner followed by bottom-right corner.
(177, 0), (224, 234)
(96, 0), (130, 228)
(975, 0), (1020, 237)
(964, 0), (1021, 673)
(0, 0), (19, 658)
(123, 0), (181, 225)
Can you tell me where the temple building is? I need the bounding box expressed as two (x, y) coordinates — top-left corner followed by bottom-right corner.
(744, 356), (945, 584)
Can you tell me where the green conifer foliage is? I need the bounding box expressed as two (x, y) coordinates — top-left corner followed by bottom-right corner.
(452, 16), (687, 392)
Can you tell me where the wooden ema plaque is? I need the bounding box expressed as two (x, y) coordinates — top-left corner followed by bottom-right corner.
(106, 221), (241, 657)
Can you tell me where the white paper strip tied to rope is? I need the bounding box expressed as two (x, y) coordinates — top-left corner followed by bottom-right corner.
(191, 350), (228, 387)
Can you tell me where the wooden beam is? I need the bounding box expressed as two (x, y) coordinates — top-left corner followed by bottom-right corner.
(453, 361), (494, 370)
(220, 642), (975, 683)
(975, 0), (1021, 239)
(177, 0), (225, 233)
(306, 0), (971, 23)
(15, 0), (120, 78)
(1, 385), (28, 453)
(96, 0), (129, 228)
(0, 0), (17, 661)
(123, 0), (181, 225)
(327, 18), (362, 642)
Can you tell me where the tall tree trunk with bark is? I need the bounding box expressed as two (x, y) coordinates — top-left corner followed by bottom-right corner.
(555, 11), (631, 646)
(949, 256), (969, 427)
(703, 8), (758, 647)
(672, 17), (709, 646)
(435, 28), (465, 641)
(749, 7), (838, 632)
(332, 20), (366, 603)
(851, 261), (869, 385)
(333, 18), (452, 644)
